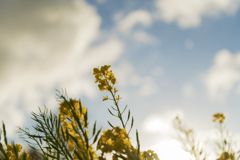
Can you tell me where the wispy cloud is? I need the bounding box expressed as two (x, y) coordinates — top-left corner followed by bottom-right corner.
(133, 30), (160, 45)
(155, 0), (240, 28)
(0, 0), (124, 137)
(117, 10), (152, 33)
(204, 49), (240, 101)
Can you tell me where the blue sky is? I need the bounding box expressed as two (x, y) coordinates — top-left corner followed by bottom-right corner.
(0, 0), (240, 159)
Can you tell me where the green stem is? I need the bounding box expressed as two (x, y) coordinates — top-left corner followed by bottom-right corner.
(110, 90), (125, 129)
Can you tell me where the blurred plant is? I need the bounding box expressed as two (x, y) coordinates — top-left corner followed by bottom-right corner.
(173, 116), (207, 160)
(173, 113), (240, 160)
(0, 122), (32, 160)
(213, 113), (239, 160)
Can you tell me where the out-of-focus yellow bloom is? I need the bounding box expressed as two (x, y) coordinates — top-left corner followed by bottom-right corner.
(98, 84), (105, 91)
(213, 113), (225, 124)
(68, 137), (75, 152)
(110, 78), (117, 84)
(99, 79), (108, 86)
(59, 98), (94, 157)
(141, 150), (160, 160)
(107, 71), (114, 80)
(7, 144), (22, 153)
(106, 85), (113, 92)
(101, 65), (111, 72)
(217, 152), (231, 160)
(103, 95), (108, 101)
(97, 127), (132, 154)
(113, 88), (118, 93)
(6, 144), (32, 160)
(94, 74), (103, 83)
(187, 129), (193, 135)
(59, 99), (87, 122)
(93, 67), (100, 75)
(116, 95), (122, 101)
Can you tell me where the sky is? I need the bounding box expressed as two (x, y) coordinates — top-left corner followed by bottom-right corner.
(0, 0), (240, 159)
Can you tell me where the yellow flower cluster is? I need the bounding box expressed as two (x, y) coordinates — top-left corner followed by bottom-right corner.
(6, 144), (32, 160)
(141, 150), (160, 160)
(217, 152), (232, 160)
(59, 99), (88, 126)
(213, 113), (225, 124)
(93, 65), (117, 92)
(126, 147), (160, 160)
(59, 99), (96, 159)
(97, 127), (132, 154)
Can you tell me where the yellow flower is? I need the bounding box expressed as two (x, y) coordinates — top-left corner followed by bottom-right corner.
(93, 67), (100, 75)
(15, 144), (22, 153)
(110, 78), (117, 84)
(97, 127), (131, 154)
(103, 95), (108, 101)
(106, 85), (113, 92)
(95, 74), (103, 83)
(116, 95), (122, 101)
(68, 137), (75, 152)
(106, 139), (114, 146)
(107, 71), (115, 80)
(141, 150), (160, 160)
(98, 84), (105, 91)
(113, 88), (118, 93)
(101, 65), (111, 72)
(213, 113), (225, 124)
(7, 145), (13, 152)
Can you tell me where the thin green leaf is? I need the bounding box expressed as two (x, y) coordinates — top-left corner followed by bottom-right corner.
(93, 128), (102, 144)
(2, 121), (8, 146)
(107, 121), (114, 129)
(108, 108), (117, 117)
(92, 121), (96, 137)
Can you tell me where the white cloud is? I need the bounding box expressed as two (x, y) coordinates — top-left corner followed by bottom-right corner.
(112, 62), (159, 96)
(137, 76), (158, 96)
(129, 75), (159, 96)
(148, 139), (191, 160)
(129, 75), (142, 86)
(112, 61), (135, 87)
(155, 0), (240, 28)
(117, 10), (152, 33)
(0, 0), (124, 137)
(138, 82), (158, 96)
(142, 109), (184, 134)
(182, 83), (196, 97)
(204, 49), (240, 101)
(133, 30), (159, 45)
